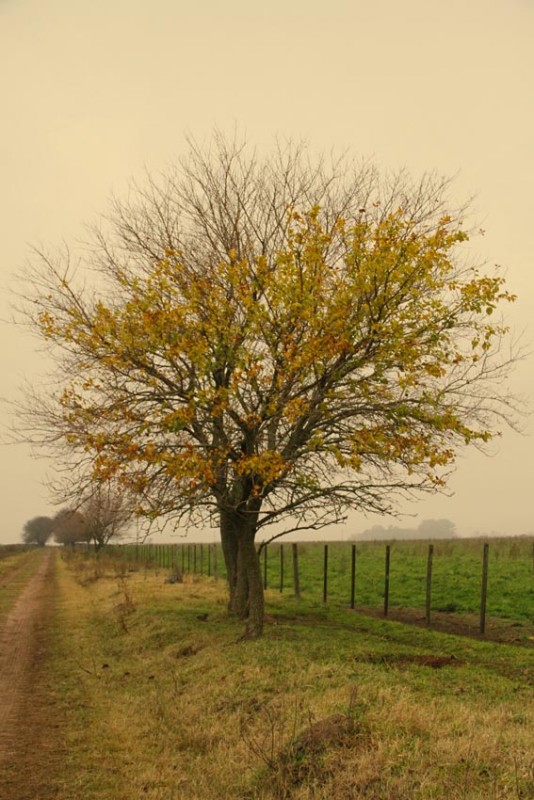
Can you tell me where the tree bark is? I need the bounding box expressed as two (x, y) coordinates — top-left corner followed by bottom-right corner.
(219, 507), (264, 636)
(236, 531), (264, 637)
(220, 510), (239, 611)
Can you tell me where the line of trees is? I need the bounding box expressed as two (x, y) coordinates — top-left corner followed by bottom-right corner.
(355, 518), (457, 541)
(21, 484), (132, 551)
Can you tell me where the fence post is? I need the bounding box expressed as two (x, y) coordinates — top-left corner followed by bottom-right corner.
(181, 544), (185, 573)
(384, 544), (391, 617)
(200, 544), (204, 576)
(279, 544), (284, 592)
(214, 544), (218, 579)
(350, 544), (356, 609)
(323, 544), (328, 604)
(480, 542), (489, 635)
(292, 543), (300, 598)
(207, 544), (211, 577)
(187, 544), (191, 573)
(193, 544), (197, 574)
(425, 544), (434, 625)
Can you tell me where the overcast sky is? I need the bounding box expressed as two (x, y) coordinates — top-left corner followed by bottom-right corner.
(1, 0), (532, 544)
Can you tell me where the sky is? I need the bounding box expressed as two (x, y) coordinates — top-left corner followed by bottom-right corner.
(0, 0), (532, 544)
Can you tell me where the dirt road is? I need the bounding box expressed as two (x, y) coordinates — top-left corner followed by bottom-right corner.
(0, 550), (60, 799)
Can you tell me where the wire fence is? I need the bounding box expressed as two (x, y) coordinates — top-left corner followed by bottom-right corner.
(106, 537), (534, 633)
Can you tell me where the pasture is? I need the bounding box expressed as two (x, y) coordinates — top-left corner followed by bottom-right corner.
(114, 537), (534, 638)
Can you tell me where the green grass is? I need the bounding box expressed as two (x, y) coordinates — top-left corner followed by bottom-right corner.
(115, 537), (534, 623)
(44, 550), (534, 800)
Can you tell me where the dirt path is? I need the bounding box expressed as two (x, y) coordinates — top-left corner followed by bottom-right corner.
(0, 550), (60, 799)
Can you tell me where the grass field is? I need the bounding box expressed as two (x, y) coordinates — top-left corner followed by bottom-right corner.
(116, 537), (534, 625)
(42, 549), (534, 799)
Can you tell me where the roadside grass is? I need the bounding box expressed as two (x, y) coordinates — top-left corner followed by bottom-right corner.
(46, 551), (534, 800)
(0, 548), (47, 624)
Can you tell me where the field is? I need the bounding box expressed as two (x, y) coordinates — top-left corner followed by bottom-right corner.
(116, 537), (534, 637)
(1, 543), (533, 799)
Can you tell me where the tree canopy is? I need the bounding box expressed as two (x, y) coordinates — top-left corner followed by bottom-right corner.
(18, 136), (520, 635)
(22, 515), (54, 547)
(52, 485), (132, 551)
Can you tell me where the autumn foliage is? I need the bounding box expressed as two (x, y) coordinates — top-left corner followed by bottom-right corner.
(20, 137), (518, 635)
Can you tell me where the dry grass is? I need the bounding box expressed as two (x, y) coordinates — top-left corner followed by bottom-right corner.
(45, 552), (534, 799)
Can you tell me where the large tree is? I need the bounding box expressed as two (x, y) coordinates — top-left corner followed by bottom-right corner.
(19, 136), (520, 636)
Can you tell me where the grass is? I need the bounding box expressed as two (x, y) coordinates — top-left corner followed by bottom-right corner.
(116, 537), (534, 624)
(44, 549), (534, 799)
(265, 538), (534, 620)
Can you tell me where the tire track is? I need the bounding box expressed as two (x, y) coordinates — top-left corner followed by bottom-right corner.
(0, 550), (54, 767)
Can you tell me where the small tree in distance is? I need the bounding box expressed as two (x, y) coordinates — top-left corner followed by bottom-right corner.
(79, 483), (133, 552)
(53, 508), (89, 548)
(22, 515), (54, 547)
(18, 134), (522, 636)
(52, 485), (132, 551)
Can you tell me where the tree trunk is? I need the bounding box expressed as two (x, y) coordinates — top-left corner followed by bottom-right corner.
(240, 533), (264, 638)
(219, 507), (264, 637)
(220, 510), (239, 611)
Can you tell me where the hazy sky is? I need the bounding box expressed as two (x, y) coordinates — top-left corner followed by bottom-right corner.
(1, 0), (532, 544)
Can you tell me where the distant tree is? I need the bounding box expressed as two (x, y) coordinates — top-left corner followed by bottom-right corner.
(52, 508), (89, 548)
(356, 517), (457, 540)
(18, 135), (522, 636)
(79, 483), (133, 552)
(52, 484), (132, 551)
(22, 515), (54, 547)
(417, 518), (457, 538)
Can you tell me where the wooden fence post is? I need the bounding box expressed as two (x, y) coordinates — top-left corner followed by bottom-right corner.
(292, 543), (300, 598)
(279, 544), (284, 592)
(200, 544), (204, 575)
(207, 544), (211, 577)
(425, 544), (434, 625)
(213, 544), (218, 579)
(480, 542), (489, 635)
(384, 544), (391, 617)
(350, 544), (357, 609)
(193, 544), (197, 574)
(323, 544), (329, 604)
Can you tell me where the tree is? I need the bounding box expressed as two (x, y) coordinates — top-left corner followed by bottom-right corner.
(78, 483), (133, 551)
(52, 508), (89, 547)
(52, 485), (132, 551)
(417, 518), (457, 538)
(22, 515), (54, 547)
(355, 518), (457, 540)
(18, 135), (520, 636)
